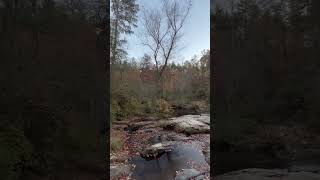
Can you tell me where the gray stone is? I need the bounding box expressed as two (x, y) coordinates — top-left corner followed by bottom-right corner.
(160, 115), (210, 134)
(195, 175), (205, 180)
(175, 169), (201, 180)
(140, 142), (174, 158)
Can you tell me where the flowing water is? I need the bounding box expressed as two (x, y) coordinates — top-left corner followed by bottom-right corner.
(123, 114), (210, 180)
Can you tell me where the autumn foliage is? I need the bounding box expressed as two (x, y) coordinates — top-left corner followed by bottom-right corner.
(110, 50), (210, 122)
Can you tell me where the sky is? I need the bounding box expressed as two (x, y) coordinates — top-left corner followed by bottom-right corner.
(126, 0), (210, 64)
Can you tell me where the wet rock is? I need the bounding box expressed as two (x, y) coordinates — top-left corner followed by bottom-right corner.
(160, 115), (210, 134)
(215, 168), (320, 180)
(174, 169), (202, 180)
(140, 142), (174, 159)
(110, 164), (132, 179)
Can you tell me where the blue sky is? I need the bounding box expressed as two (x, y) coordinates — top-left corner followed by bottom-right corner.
(126, 0), (210, 64)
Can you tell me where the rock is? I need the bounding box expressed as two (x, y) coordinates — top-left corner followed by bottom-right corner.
(110, 164), (132, 179)
(110, 155), (117, 162)
(143, 116), (158, 121)
(110, 154), (128, 163)
(197, 115), (210, 125)
(195, 175), (205, 180)
(203, 148), (210, 164)
(113, 120), (130, 126)
(144, 129), (155, 133)
(148, 135), (165, 144)
(174, 169), (201, 180)
(129, 121), (155, 132)
(160, 115), (210, 134)
(113, 124), (127, 130)
(140, 142), (174, 159)
(215, 168), (320, 180)
(166, 134), (193, 141)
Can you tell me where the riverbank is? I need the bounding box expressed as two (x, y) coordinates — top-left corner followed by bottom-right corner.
(110, 114), (211, 180)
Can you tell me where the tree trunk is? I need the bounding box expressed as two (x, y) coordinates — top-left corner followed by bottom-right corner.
(112, 21), (118, 64)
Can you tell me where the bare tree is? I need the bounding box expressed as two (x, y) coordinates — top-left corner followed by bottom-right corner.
(141, 0), (191, 96)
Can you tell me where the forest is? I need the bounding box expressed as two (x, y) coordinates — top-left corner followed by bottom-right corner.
(110, 51), (210, 123)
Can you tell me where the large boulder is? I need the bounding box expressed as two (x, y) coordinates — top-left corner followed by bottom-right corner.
(160, 115), (210, 134)
(140, 142), (174, 159)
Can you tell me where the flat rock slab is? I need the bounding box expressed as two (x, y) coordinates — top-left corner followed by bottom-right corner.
(215, 168), (320, 180)
(160, 115), (210, 134)
(175, 169), (204, 180)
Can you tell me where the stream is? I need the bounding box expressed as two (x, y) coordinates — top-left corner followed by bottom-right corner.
(111, 114), (211, 180)
(130, 144), (207, 180)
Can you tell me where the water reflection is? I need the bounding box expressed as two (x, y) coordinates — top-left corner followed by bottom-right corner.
(130, 144), (207, 180)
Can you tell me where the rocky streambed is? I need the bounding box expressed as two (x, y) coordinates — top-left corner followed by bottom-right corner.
(110, 114), (211, 180)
